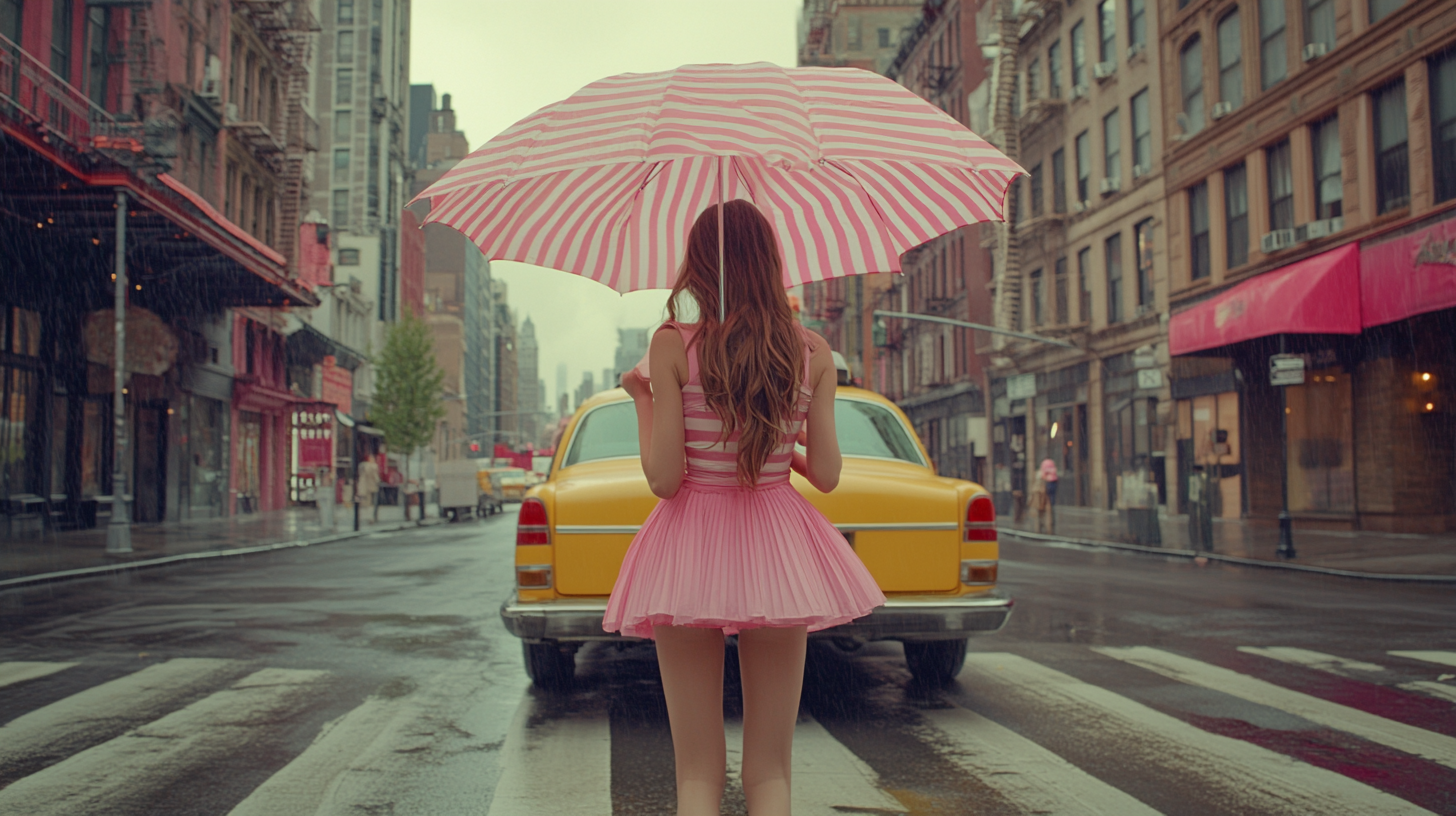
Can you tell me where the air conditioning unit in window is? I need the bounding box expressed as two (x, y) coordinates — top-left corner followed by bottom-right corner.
(1099, 176), (1121, 195)
(1295, 216), (1344, 241)
(1073, 199), (1092, 213)
(1302, 42), (1328, 62)
(201, 55), (222, 99)
(1093, 61), (1117, 80)
(1070, 83), (1089, 100)
(225, 102), (238, 122)
(1132, 163), (1150, 179)
(1260, 229), (1298, 253)
(1211, 101), (1235, 119)
(1126, 42), (1146, 59)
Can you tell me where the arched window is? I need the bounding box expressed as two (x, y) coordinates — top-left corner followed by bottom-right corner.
(1181, 37), (1205, 135)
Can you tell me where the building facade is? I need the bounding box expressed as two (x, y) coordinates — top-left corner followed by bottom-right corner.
(516, 316), (540, 449)
(1161, 0), (1456, 531)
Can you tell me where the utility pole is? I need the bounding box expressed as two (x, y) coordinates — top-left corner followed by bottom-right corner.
(106, 189), (132, 555)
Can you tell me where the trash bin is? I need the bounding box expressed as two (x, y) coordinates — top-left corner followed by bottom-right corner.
(1187, 469), (1214, 552)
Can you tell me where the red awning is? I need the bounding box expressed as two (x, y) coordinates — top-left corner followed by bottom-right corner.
(1169, 244), (1361, 356)
(1360, 215), (1456, 328)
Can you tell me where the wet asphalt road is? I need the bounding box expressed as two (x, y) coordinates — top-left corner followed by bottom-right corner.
(1, 508), (1454, 815)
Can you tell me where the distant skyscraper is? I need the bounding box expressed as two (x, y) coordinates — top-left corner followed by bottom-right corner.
(556, 363), (568, 409)
(614, 328), (651, 382)
(517, 317), (540, 448)
(574, 372), (595, 410)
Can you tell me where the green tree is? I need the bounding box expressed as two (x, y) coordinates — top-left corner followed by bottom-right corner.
(370, 311), (446, 490)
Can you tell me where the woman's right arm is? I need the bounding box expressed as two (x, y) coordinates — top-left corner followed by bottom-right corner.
(800, 332), (841, 493)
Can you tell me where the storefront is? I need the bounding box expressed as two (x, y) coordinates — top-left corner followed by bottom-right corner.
(1170, 227), (1456, 532)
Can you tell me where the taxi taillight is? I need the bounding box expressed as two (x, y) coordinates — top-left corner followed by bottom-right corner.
(517, 497), (549, 546)
(965, 494), (997, 541)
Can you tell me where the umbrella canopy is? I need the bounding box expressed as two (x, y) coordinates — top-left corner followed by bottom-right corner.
(413, 62), (1023, 293)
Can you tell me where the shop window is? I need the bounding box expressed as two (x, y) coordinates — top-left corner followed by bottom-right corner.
(1313, 116), (1343, 217)
(1, 307), (41, 356)
(1373, 80), (1409, 214)
(1225, 163), (1249, 267)
(1071, 20), (1087, 88)
(1259, 0), (1287, 89)
(1129, 0), (1146, 49)
(1431, 48), (1456, 204)
(1103, 108), (1121, 186)
(1369, 0), (1403, 24)
(1267, 140), (1294, 231)
(1030, 268), (1044, 326)
(1054, 257), (1070, 325)
(0, 367), (40, 497)
(337, 30), (354, 63)
(1052, 149), (1068, 213)
(1217, 11), (1243, 110)
(1106, 232), (1124, 324)
(1285, 369), (1354, 512)
(1189, 181), (1211, 279)
(1181, 37), (1205, 136)
(1078, 247), (1092, 323)
(1048, 40), (1063, 98)
(1075, 130), (1091, 203)
(1134, 218), (1154, 310)
(1306, 0), (1335, 55)
(1030, 163), (1044, 218)
(1098, 0), (1116, 64)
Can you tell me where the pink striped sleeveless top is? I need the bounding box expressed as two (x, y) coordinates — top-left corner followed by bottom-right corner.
(668, 321), (814, 490)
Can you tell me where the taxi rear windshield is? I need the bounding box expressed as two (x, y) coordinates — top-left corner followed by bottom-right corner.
(565, 398), (923, 468)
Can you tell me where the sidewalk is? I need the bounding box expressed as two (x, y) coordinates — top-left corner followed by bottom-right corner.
(0, 502), (447, 588)
(1003, 505), (1456, 580)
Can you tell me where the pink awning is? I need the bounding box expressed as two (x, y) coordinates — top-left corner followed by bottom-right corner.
(1169, 244), (1361, 356)
(1360, 216), (1456, 328)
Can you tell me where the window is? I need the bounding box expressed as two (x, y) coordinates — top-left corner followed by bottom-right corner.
(1106, 233), (1124, 324)
(1075, 130), (1091, 202)
(1267, 140), (1294, 231)
(335, 68), (353, 105)
(334, 110), (352, 144)
(878, 28), (890, 48)
(1181, 38), (1205, 135)
(1052, 148), (1068, 213)
(1313, 116), (1343, 217)
(1027, 58), (1040, 102)
(848, 17), (862, 50)
(1031, 163), (1044, 217)
(1431, 49), (1456, 203)
(337, 30), (353, 62)
(1011, 74), (1021, 119)
(1225, 164), (1249, 267)
(1048, 41), (1063, 97)
(1134, 219), (1154, 309)
(0, 0), (19, 42)
(1259, 0), (1287, 89)
(1374, 81), (1409, 213)
(1030, 268), (1044, 326)
(333, 148), (350, 172)
(1129, 0), (1146, 50)
(332, 189), (349, 228)
(85, 7), (108, 107)
(338, 248), (360, 265)
(1306, 0), (1335, 54)
(1369, 0), (1404, 23)
(338, 0), (354, 24)
(1098, 0), (1116, 64)
(1131, 89), (1151, 173)
(1013, 177), (1026, 224)
(1071, 21), (1087, 88)
(52, 0), (73, 81)
(1054, 258), (1069, 324)
(1078, 247), (1092, 322)
(1189, 182), (1211, 279)
(1217, 11), (1243, 109)
(1103, 109), (1121, 185)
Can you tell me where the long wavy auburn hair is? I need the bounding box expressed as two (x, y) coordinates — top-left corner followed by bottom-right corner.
(667, 200), (804, 486)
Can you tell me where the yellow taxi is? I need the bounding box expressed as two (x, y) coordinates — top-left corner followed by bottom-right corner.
(501, 383), (1011, 690)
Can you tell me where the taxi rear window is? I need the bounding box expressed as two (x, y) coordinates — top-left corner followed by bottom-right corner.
(564, 402), (640, 466)
(835, 399), (924, 465)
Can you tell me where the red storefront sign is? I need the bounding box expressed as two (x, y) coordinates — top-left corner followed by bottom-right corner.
(294, 404), (335, 469)
(1360, 216), (1456, 328)
(320, 356), (353, 410)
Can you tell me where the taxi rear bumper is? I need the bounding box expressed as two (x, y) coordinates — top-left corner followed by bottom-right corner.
(499, 591), (1013, 643)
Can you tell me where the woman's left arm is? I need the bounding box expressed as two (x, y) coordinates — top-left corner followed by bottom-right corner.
(636, 327), (687, 498)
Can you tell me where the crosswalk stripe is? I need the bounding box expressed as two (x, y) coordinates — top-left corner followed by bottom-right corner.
(724, 716), (907, 815)
(0, 668), (327, 815)
(485, 690), (611, 816)
(961, 652), (1432, 815)
(1098, 646), (1456, 771)
(1239, 646), (1385, 673)
(1401, 682), (1456, 704)
(920, 703), (1162, 815)
(227, 664), (490, 816)
(0, 662), (76, 689)
(0, 658), (238, 777)
(1389, 651), (1456, 669)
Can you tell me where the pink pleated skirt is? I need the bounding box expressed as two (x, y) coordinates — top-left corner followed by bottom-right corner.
(602, 480), (886, 640)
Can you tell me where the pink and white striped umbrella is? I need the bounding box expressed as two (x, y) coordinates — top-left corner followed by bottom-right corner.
(413, 62), (1023, 293)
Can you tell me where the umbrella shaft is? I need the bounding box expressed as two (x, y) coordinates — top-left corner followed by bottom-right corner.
(718, 156), (726, 322)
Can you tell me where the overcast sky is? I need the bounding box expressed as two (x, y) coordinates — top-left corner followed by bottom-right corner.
(410, 0), (802, 411)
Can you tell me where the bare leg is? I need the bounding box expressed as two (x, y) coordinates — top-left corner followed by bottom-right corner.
(655, 625), (727, 816)
(738, 626), (807, 816)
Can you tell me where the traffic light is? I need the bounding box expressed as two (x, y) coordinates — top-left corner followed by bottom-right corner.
(469, 442), (480, 453)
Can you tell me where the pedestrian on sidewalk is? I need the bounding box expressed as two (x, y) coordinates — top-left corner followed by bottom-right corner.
(1039, 458), (1059, 506)
(604, 202), (884, 816)
(357, 458), (381, 524)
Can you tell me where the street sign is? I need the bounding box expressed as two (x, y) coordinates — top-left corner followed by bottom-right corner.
(1269, 354), (1305, 386)
(1007, 373), (1036, 400)
(1136, 368), (1163, 390)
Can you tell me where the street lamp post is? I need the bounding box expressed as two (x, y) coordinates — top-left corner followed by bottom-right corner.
(106, 189), (131, 555)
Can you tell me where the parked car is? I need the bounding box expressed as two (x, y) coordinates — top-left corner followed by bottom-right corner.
(501, 386), (1011, 691)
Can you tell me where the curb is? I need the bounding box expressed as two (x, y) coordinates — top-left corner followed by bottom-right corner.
(1001, 529), (1456, 583)
(0, 517), (447, 592)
